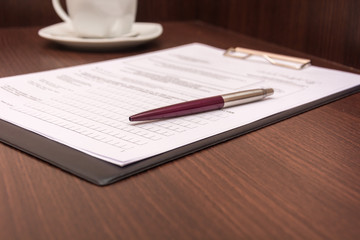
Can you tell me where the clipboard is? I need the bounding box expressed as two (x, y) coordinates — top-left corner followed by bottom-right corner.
(224, 47), (311, 70)
(0, 45), (358, 186)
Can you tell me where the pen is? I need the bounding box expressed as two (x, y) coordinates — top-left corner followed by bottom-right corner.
(129, 88), (274, 121)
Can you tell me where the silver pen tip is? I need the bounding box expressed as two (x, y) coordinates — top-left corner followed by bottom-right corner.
(264, 88), (274, 97)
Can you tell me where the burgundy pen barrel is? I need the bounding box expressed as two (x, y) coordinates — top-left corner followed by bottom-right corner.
(129, 96), (224, 121)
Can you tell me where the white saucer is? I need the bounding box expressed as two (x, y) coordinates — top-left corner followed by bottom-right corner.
(38, 22), (163, 50)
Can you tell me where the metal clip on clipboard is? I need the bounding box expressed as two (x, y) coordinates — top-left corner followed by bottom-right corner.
(224, 47), (311, 70)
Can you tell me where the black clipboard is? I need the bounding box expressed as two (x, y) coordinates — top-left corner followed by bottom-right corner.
(0, 46), (359, 185)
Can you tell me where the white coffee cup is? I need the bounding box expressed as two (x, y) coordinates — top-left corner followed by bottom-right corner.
(52, 0), (137, 38)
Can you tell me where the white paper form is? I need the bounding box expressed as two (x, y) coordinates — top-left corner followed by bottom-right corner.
(0, 43), (359, 166)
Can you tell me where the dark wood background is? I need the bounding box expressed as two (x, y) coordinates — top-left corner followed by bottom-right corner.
(0, 0), (359, 69)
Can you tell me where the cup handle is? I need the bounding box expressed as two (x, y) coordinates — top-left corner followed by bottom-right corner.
(52, 0), (71, 23)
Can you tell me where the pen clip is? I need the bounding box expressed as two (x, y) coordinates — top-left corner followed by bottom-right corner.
(224, 47), (311, 70)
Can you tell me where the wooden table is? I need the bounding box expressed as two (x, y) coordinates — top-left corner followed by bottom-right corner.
(0, 21), (359, 240)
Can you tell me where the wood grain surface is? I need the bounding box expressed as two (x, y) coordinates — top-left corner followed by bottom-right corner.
(0, 21), (359, 240)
